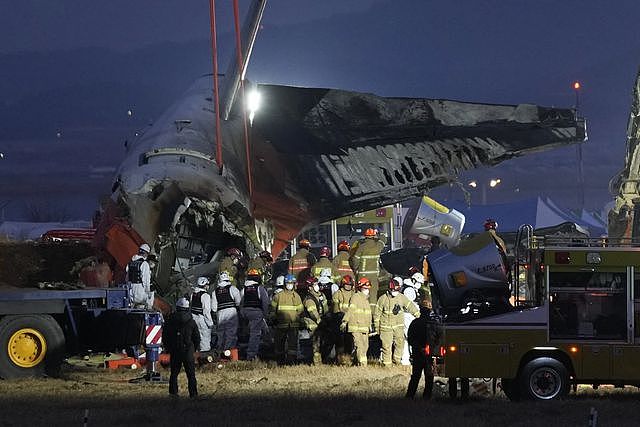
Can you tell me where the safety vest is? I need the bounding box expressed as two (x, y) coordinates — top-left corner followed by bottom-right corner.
(332, 288), (355, 314)
(374, 293), (419, 331)
(191, 290), (207, 315)
(332, 251), (354, 280)
(311, 257), (335, 279)
(215, 286), (236, 310)
(270, 290), (303, 328)
(243, 284), (262, 309)
(352, 239), (384, 278)
(127, 258), (144, 283)
(289, 248), (312, 279)
(343, 292), (372, 333)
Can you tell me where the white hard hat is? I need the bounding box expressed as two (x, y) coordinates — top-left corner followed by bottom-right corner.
(196, 277), (210, 288)
(219, 271), (231, 282)
(411, 272), (425, 286)
(318, 275), (332, 284)
(139, 243), (151, 253)
(176, 297), (189, 309)
(319, 268), (332, 278)
(275, 275), (285, 288)
(403, 278), (414, 288)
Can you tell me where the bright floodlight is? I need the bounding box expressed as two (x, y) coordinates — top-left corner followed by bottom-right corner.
(489, 178), (501, 188)
(573, 81), (581, 90)
(468, 180), (477, 188)
(247, 90), (261, 124)
(0, 152), (4, 159)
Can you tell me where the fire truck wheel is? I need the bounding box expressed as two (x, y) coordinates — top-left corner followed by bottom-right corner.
(0, 315), (65, 379)
(519, 357), (569, 400)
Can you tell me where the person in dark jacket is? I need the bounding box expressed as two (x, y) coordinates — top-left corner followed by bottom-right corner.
(164, 297), (200, 398)
(405, 297), (440, 399)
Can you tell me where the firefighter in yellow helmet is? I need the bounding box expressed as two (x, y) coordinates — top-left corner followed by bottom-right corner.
(351, 228), (387, 308)
(289, 239), (317, 282)
(340, 277), (373, 366)
(332, 240), (354, 283)
(374, 277), (420, 366)
(269, 274), (304, 365)
(333, 275), (356, 365)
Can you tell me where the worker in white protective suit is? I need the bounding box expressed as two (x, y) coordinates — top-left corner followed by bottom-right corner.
(212, 271), (241, 352)
(240, 269), (270, 360)
(401, 272), (424, 365)
(191, 276), (213, 352)
(126, 243), (154, 309)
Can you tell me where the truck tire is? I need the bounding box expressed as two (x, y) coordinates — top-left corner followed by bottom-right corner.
(0, 314), (65, 379)
(518, 357), (569, 400)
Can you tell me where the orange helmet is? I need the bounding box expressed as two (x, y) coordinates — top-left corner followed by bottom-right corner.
(298, 239), (311, 249)
(246, 268), (262, 283)
(357, 277), (371, 290)
(340, 275), (354, 288)
(364, 228), (378, 238)
(319, 246), (331, 258)
(337, 240), (350, 252)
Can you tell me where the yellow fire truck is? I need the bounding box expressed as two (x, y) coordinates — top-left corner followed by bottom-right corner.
(428, 226), (640, 400)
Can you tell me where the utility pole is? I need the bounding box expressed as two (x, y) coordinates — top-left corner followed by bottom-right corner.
(574, 81), (585, 212)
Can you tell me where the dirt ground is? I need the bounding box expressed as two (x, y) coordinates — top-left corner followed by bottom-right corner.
(1, 362), (639, 426)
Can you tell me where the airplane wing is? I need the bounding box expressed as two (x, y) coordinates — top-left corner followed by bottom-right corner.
(250, 84), (586, 252)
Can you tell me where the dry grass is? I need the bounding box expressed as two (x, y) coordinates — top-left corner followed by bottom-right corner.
(1, 363), (640, 426)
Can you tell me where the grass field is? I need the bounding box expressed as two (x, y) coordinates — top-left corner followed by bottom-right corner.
(1, 362), (639, 426)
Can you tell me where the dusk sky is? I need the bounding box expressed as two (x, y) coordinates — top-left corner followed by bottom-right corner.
(1, 0), (640, 221)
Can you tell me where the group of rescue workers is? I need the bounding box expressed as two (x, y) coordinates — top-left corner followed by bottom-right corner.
(128, 222), (512, 399)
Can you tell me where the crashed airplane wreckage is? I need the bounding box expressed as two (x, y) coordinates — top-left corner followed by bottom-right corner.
(96, 0), (586, 298)
(100, 79), (586, 296)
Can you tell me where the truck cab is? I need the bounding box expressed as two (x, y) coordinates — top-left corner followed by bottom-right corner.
(431, 228), (640, 400)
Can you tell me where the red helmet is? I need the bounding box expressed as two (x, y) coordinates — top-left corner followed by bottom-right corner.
(364, 228), (378, 238)
(258, 250), (272, 262)
(484, 218), (498, 231)
(408, 266), (420, 276)
(227, 247), (242, 258)
(337, 240), (350, 252)
(340, 275), (354, 288)
(319, 246), (331, 258)
(298, 275), (315, 291)
(357, 277), (371, 290)
(298, 239), (311, 249)
(388, 277), (402, 292)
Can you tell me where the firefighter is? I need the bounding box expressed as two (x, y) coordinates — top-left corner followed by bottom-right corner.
(302, 276), (329, 364)
(405, 296), (440, 399)
(191, 276), (213, 352)
(374, 277), (420, 366)
(351, 228), (387, 308)
(332, 240), (354, 283)
(240, 268), (270, 360)
(340, 277), (373, 366)
(484, 218), (507, 255)
(212, 271), (241, 352)
(288, 239), (316, 282)
(165, 297), (199, 398)
(311, 246), (337, 279)
(269, 274), (304, 364)
(333, 275), (356, 365)
(401, 272), (423, 365)
(126, 243), (154, 310)
(247, 250), (273, 284)
(219, 247), (242, 286)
